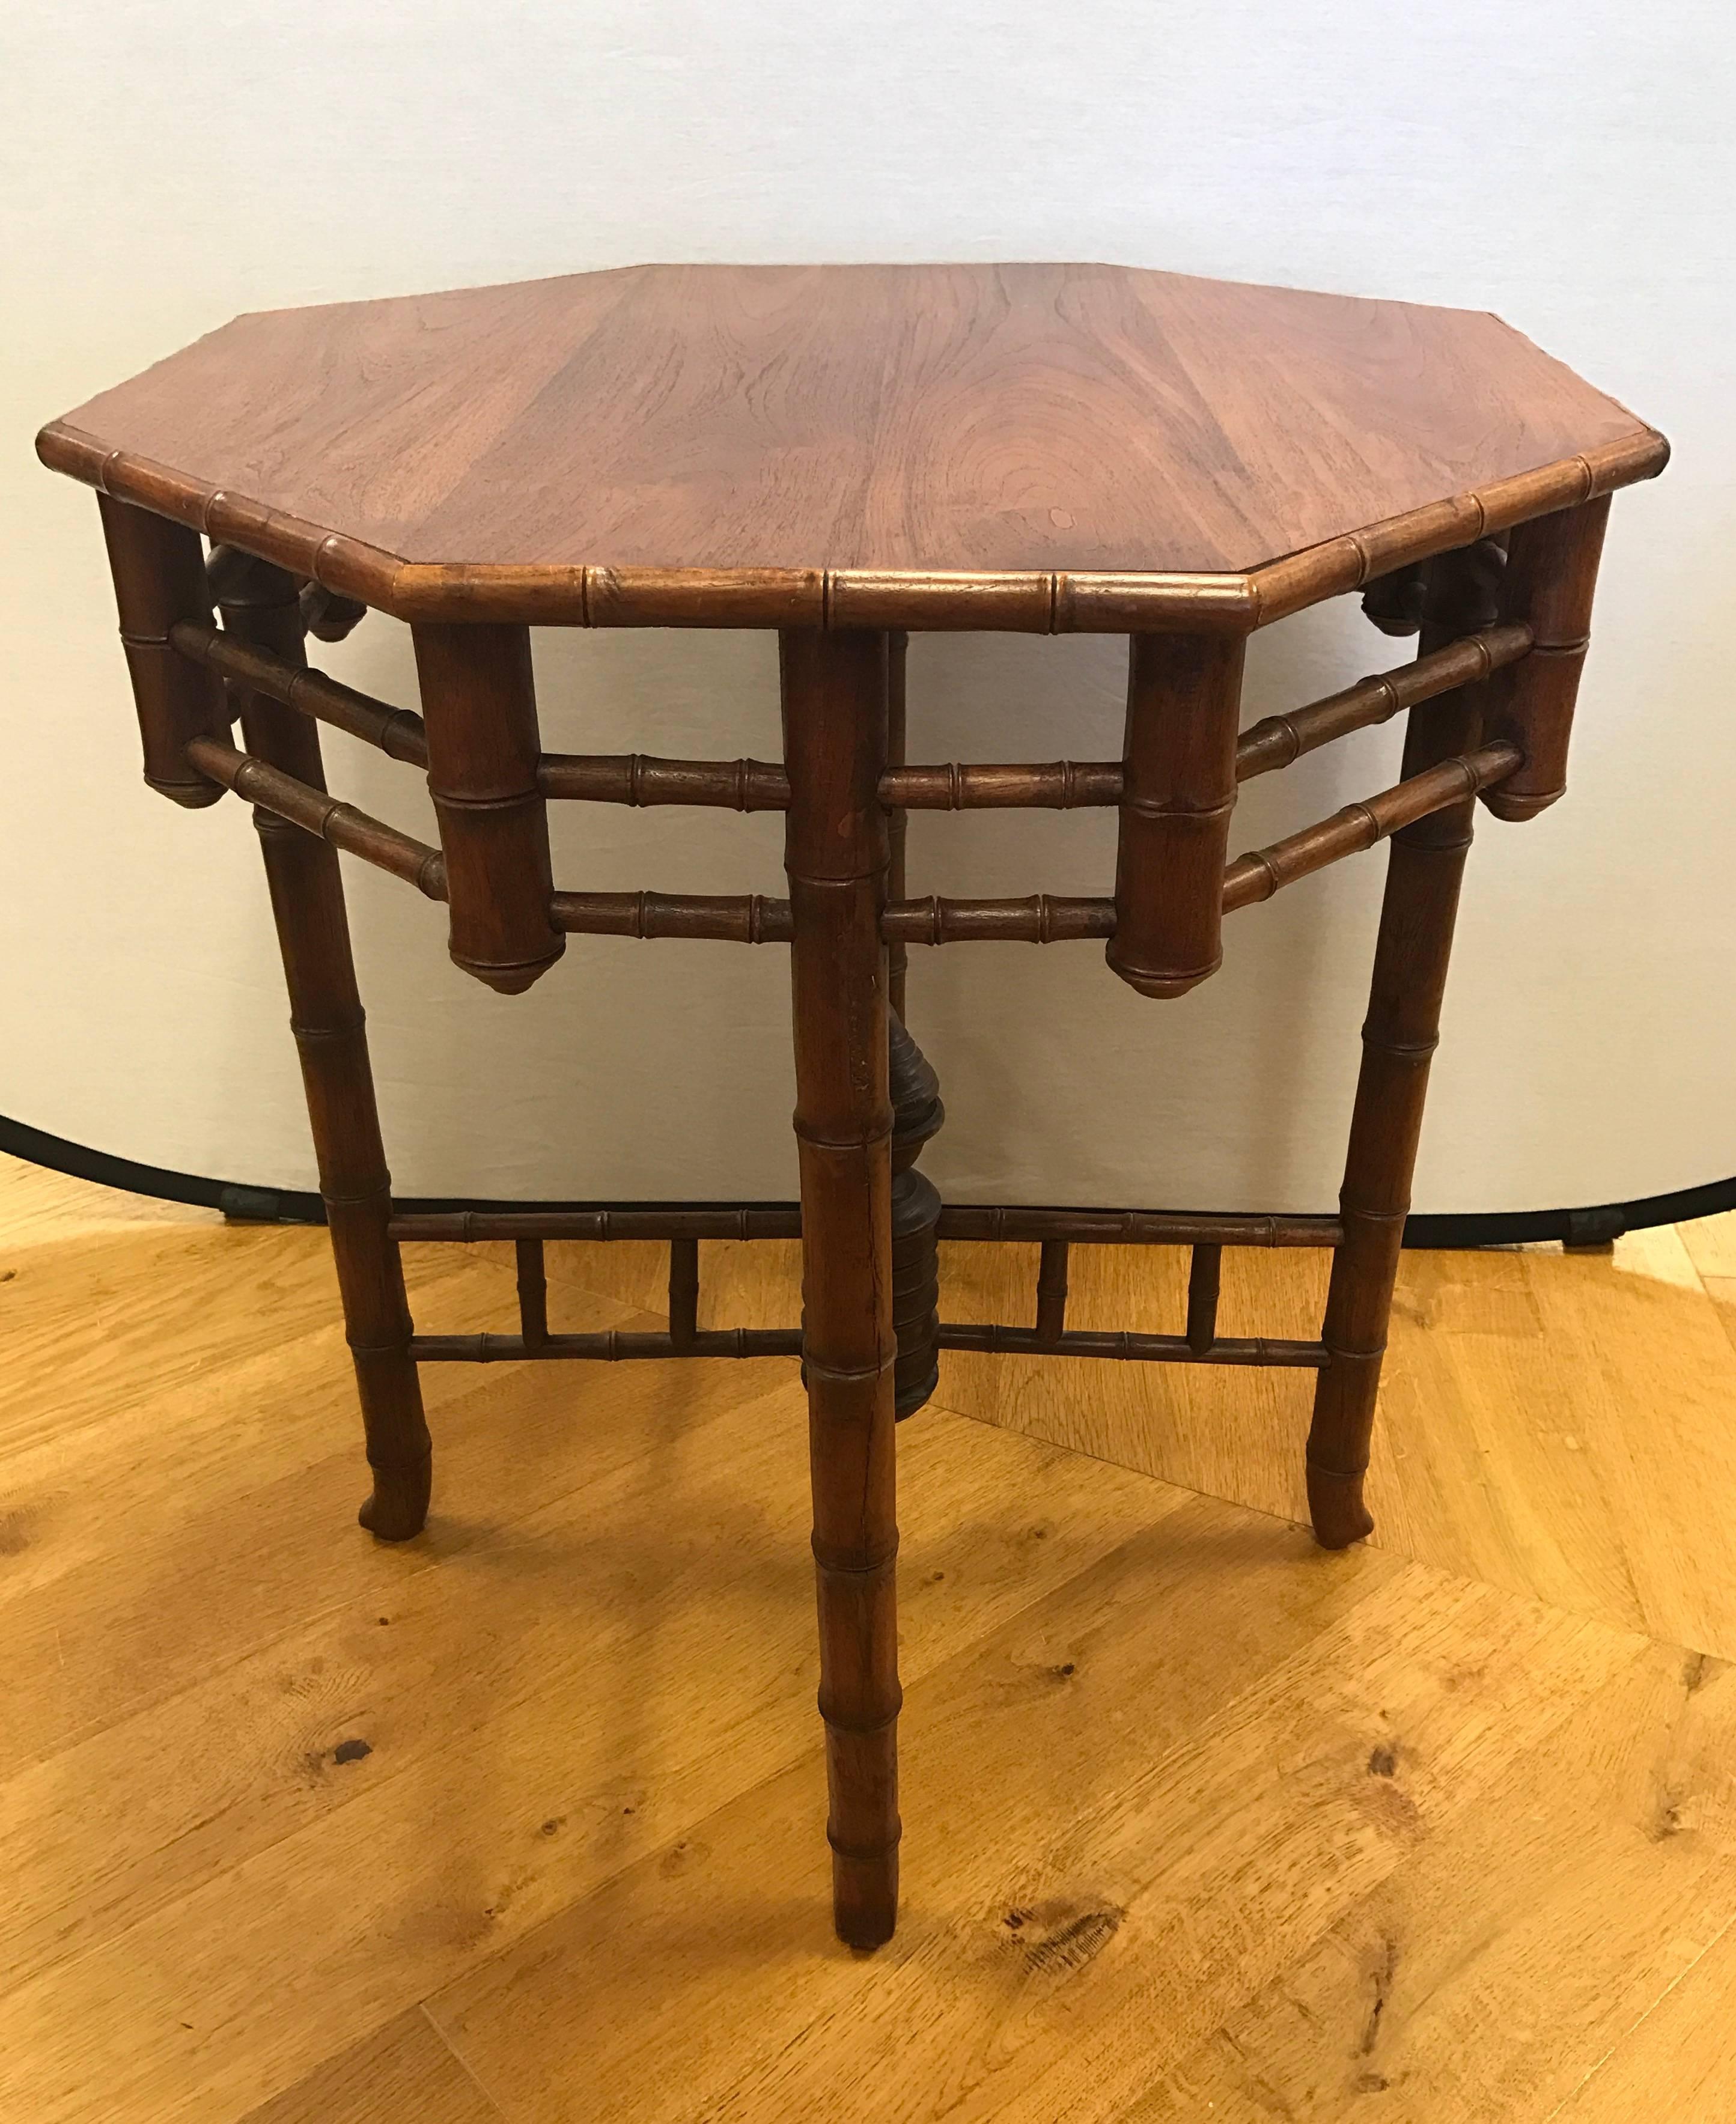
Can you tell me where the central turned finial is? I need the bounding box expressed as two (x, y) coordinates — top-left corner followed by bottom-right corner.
(888, 1012), (944, 1419)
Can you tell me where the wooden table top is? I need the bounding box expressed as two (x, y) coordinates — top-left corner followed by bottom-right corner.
(38, 263), (1666, 632)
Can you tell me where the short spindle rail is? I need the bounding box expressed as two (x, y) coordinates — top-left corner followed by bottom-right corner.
(166, 620), (1533, 960)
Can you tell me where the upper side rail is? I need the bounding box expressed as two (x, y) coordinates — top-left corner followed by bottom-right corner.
(169, 619), (1531, 814)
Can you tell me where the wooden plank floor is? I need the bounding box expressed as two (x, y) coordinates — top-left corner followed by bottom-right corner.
(2, 1149), (1735, 2122)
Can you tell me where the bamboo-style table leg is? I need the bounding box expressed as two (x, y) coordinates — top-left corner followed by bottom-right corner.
(1306, 545), (1495, 1547)
(781, 627), (902, 1949)
(209, 548), (431, 1541)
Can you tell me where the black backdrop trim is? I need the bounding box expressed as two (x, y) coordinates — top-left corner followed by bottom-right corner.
(4, 1113), (1731, 1251)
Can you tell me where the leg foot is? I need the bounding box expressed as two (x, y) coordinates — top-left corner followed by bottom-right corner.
(831, 1845), (900, 1950)
(1306, 1461), (1374, 1549)
(825, 1715), (900, 1947)
(359, 1454), (431, 1541)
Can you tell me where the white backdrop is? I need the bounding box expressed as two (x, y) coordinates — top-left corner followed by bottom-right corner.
(2, 1), (1730, 1213)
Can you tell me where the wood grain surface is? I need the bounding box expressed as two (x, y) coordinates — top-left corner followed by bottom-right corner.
(38, 264), (1666, 631)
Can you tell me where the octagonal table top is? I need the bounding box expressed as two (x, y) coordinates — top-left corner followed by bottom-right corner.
(38, 262), (1666, 632)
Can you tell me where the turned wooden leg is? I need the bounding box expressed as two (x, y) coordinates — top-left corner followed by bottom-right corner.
(1306, 548), (1493, 1548)
(210, 547), (430, 1541)
(781, 626), (902, 1949)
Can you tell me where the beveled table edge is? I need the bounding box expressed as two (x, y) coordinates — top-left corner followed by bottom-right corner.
(36, 419), (1668, 634)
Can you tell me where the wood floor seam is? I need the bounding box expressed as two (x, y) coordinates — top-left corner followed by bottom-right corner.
(415, 2003), (516, 2124)
(1537, 1905), (1736, 2124)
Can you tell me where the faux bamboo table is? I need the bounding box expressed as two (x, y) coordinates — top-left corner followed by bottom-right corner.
(39, 263), (1667, 1950)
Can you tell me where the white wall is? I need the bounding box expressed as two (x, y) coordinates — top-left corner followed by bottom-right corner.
(2, 1), (1729, 1213)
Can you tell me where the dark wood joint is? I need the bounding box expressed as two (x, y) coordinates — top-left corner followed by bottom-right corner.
(1479, 497), (1611, 822)
(1107, 632), (1246, 997)
(411, 622), (564, 994)
(97, 496), (231, 807)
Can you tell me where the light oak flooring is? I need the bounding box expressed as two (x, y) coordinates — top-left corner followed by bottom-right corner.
(3, 1148), (1736, 2120)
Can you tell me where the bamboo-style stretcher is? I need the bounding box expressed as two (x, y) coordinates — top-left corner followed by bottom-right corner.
(40, 260), (1667, 1953)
